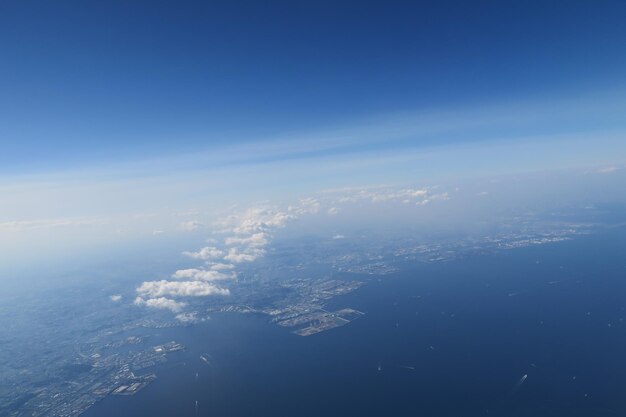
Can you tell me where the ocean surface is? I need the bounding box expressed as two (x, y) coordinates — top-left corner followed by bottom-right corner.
(83, 228), (626, 417)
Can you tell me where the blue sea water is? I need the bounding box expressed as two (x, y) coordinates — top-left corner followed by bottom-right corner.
(83, 228), (626, 417)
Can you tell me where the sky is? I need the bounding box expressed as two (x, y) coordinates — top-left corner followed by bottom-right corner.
(1, 1), (626, 274)
(2, 1), (626, 170)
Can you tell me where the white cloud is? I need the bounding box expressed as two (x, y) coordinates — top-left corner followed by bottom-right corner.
(288, 197), (321, 215)
(175, 312), (205, 323)
(161, 185), (453, 317)
(137, 280), (230, 298)
(152, 229), (164, 235)
(182, 246), (224, 260)
(416, 192), (450, 206)
(180, 220), (204, 231)
(325, 186), (439, 205)
(223, 247), (264, 263)
(134, 296), (187, 312)
(208, 262), (235, 271)
(0, 217), (103, 231)
(171, 268), (233, 281)
(597, 166), (620, 173)
(109, 294), (122, 302)
(225, 232), (268, 247)
(227, 207), (294, 235)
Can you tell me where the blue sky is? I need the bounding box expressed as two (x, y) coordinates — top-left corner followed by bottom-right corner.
(1, 1), (626, 272)
(2, 1), (626, 172)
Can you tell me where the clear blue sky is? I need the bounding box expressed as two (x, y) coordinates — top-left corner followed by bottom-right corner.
(2, 0), (626, 173)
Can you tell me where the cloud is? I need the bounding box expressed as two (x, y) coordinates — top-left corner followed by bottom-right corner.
(324, 186), (442, 205)
(134, 296), (187, 312)
(182, 246), (224, 260)
(137, 280), (230, 298)
(109, 294), (122, 302)
(0, 217), (103, 231)
(225, 232), (268, 247)
(216, 198), (325, 249)
(171, 268), (233, 281)
(152, 229), (165, 235)
(141, 202), (321, 316)
(288, 197), (321, 215)
(158, 185), (453, 318)
(226, 207), (294, 234)
(175, 312), (205, 323)
(180, 220), (204, 231)
(223, 247), (264, 263)
(208, 262), (235, 270)
(597, 165), (620, 173)
(416, 192), (449, 205)
(173, 209), (201, 217)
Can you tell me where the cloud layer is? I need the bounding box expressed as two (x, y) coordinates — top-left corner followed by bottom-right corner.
(133, 187), (452, 314)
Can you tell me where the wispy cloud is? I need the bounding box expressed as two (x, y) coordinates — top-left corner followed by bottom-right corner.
(596, 165), (622, 173)
(0, 217), (104, 231)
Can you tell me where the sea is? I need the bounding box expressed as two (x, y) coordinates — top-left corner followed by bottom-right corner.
(83, 227), (626, 417)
